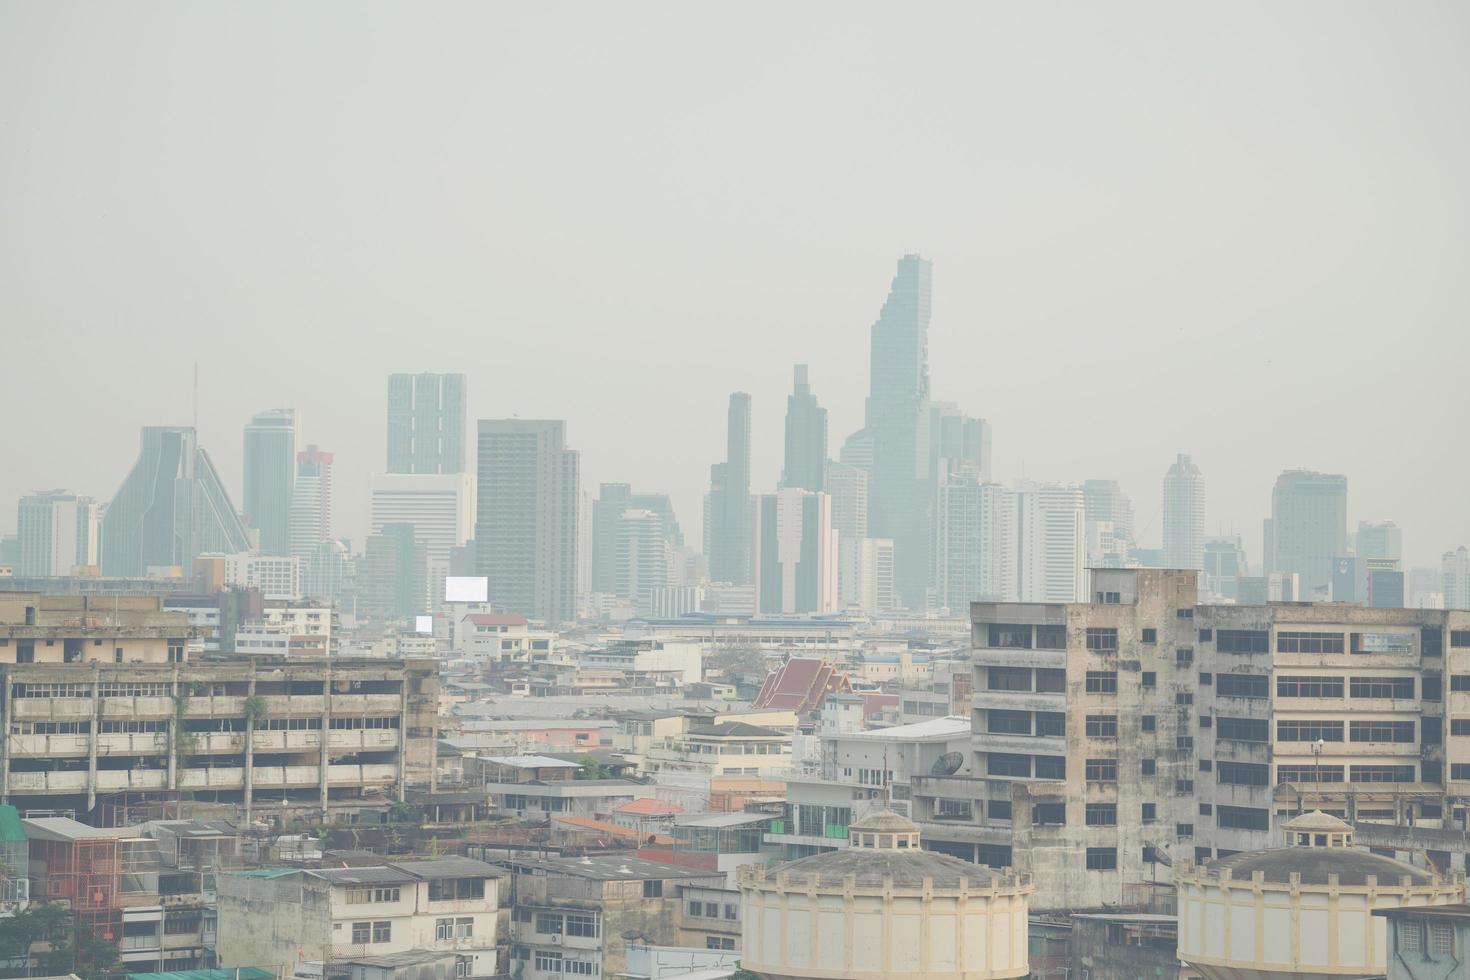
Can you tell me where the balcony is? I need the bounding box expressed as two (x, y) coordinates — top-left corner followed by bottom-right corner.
(5, 770), (88, 793)
(328, 729), (400, 751)
(95, 769), (168, 791)
(10, 699), (92, 722)
(183, 695), (244, 717)
(328, 763), (397, 786)
(975, 732), (1066, 756)
(97, 733), (170, 756)
(250, 765), (321, 788)
(178, 767), (246, 790)
(8, 733), (90, 757)
(970, 690), (1065, 714)
(100, 696), (174, 719)
(262, 694), (325, 716)
(970, 648), (1067, 670)
(251, 730), (323, 752)
(331, 694), (401, 715)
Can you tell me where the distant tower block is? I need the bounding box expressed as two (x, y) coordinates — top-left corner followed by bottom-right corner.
(1176, 811), (1465, 980)
(739, 808), (1034, 980)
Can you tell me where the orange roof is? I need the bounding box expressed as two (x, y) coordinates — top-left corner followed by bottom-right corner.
(550, 814), (674, 845)
(613, 798), (683, 816)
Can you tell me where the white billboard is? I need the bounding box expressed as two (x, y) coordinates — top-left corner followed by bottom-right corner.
(414, 615), (434, 635)
(445, 576), (489, 603)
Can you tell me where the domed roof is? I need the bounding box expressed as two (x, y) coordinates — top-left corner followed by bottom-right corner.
(772, 847), (1013, 889)
(1206, 847), (1435, 887)
(850, 808), (921, 834)
(1282, 810), (1354, 834)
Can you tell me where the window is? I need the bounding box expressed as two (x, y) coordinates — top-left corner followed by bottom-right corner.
(346, 886), (400, 904)
(1199, 759), (1213, 772)
(1277, 764), (1345, 783)
(1423, 717), (1442, 745)
(987, 753), (1030, 777)
(1141, 759), (1156, 776)
(1454, 675), (1470, 692)
(1177, 736), (1195, 751)
(687, 901), (703, 918)
(1141, 671), (1156, 688)
(1176, 779), (1194, 793)
(1424, 675), (1443, 702)
(1216, 630), (1269, 654)
(1216, 717), (1269, 743)
(1431, 921), (1455, 956)
(1177, 823), (1194, 838)
(988, 624), (1032, 648)
(566, 914), (598, 937)
(1400, 922), (1425, 953)
(1034, 756), (1066, 779)
(1198, 672), (1213, 685)
(988, 710), (1032, 735)
(724, 904), (738, 921)
(1452, 630), (1470, 648)
(1176, 648), (1194, 666)
(1085, 847), (1117, 870)
(988, 666), (1032, 692)
(704, 903), (719, 919)
(429, 878), (485, 901)
(1277, 719), (1344, 742)
(1278, 631), (1345, 654)
(1349, 676), (1414, 699)
(1199, 628), (1213, 641)
(1453, 764), (1470, 781)
(1216, 806), (1269, 831)
(1085, 671), (1118, 694)
(1141, 628), (1157, 644)
(352, 922), (371, 945)
(534, 952), (563, 973)
(537, 912), (564, 934)
(1452, 720), (1470, 737)
(1176, 692), (1194, 705)
(1277, 675), (1344, 698)
(1350, 765), (1416, 783)
(1176, 608), (1194, 620)
(1141, 715), (1155, 733)
(1035, 625), (1067, 649)
(1085, 803), (1117, 827)
(372, 921), (392, 944)
(707, 937), (736, 951)
(1199, 716), (1212, 730)
(1217, 762), (1269, 786)
(1033, 803), (1066, 825)
(1216, 674), (1269, 699)
(1142, 802), (1156, 822)
(642, 880), (663, 897)
(1097, 591), (1121, 604)
(1085, 628), (1118, 652)
(1035, 712), (1066, 737)
(1085, 715), (1117, 738)
(1085, 758), (1118, 782)
(1199, 803), (1213, 815)
(1036, 669), (1066, 693)
(988, 800), (1012, 820)
(1349, 720), (1415, 743)
(1424, 627), (1444, 657)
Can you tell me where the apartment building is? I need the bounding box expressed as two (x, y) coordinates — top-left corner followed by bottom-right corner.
(0, 597), (437, 818)
(453, 612), (556, 664)
(643, 721), (793, 778)
(928, 567), (1470, 912)
(216, 857), (501, 978)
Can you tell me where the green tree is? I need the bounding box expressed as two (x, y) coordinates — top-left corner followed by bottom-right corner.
(574, 755), (609, 780)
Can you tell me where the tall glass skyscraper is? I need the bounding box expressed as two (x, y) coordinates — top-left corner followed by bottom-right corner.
(781, 365), (827, 492)
(706, 392), (753, 586)
(387, 373), (467, 474)
(1266, 469), (1347, 598)
(243, 408), (297, 555)
(1162, 453), (1205, 571)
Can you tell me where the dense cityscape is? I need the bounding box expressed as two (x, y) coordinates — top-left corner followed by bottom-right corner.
(5, 4), (1470, 980)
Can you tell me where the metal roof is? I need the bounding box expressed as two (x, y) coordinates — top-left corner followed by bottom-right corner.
(479, 755), (583, 769)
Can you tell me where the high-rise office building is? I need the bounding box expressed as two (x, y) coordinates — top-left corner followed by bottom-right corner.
(1082, 479), (1134, 569)
(706, 393), (753, 586)
(243, 409), (297, 556)
(474, 420), (579, 624)
(935, 467), (1014, 610)
(370, 471), (474, 609)
(781, 365), (827, 492)
(16, 491), (100, 577)
(361, 523), (428, 620)
(289, 445), (334, 562)
(1014, 482), (1085, 603)
(928, 402), (992, 484)
(1202, 535), (1247, 601)
(864, 255), (932, 608)
(753, 488), (837, 615)
(1162, 453), (1205, 571)
(615, 509), (674, 614)
(836, 536), (896, 614)
(101, 426), (252, 576)
(1356, 521), (1403, 561)
(1266, 469), (1347, 597)
(591, 483), (682, 596)
(387, 373), (467, 474)
(1443, 546), (1470, 610)
(824, 461), (870, 541)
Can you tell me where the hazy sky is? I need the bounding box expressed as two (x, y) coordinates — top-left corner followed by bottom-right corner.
(3, 2), (1468, 569)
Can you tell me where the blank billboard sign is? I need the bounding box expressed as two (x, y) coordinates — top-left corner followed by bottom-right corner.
(414, 615), (434, 635)
(445, 576), (489, 603)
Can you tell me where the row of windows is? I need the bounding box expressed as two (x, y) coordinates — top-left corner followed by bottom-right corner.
(535, 911), (599, 937)
(686, 901), (738, 921)
(1216, 717), (1269, 743)
(435, 917), (475, 940)
(1216, 674), (1269, 699)
(987, 754), (1066, 779)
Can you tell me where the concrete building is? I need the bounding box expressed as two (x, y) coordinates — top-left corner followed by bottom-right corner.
(616, 508), (675, 615)
(102, 426), (252, 577)
(387, 372), (467, 475)
(754, 489), (837, 615)
(216, 857), (500, 979)
(1444, 546), (1470, 610)
(644, 721), (793, 779)
(1163, 453), (1205, 572)
(707, 392), (754, 587)
(1359, 521), (1404, 561)
(1203, 535), (1247, 602)
(935, 472), (1012, 611)
(369, 472), (474, 609)
(782, 365), (827, 493)
(622, 613), (857, 659)
(214, 552), (302, 601)
(591, 484), (683, 597)
(1267, 469), (1348, 598)
(928, 402), (992, 487)
(243, 409), (297, 556)
(837, 536), (895, 615)
(361, 523), (429, 620)
(453, 612), (555, 664)
(1014, 482), (1085, 603)
(580, 638), (703, 688)
(289, 445), (333, 564)
(740, 809), (1034, 980)
(16, 491), (100, 577)
(474, 420), (579, 625)
(825, 461), (869, 541)
(1377, 903), (1470, 980)
(1082, 479), (1134, 570)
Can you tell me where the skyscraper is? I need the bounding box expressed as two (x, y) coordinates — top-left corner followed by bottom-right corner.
(387, 373), (467, 474)
(243, 409), (297, 555)
(753, 488), (837, 615)
(928, 403), (992, 484)
(706, 392), (752, 586)
(591, 483), (682, 597)
(781, 365), (827, 492)
(615, 508), (674, 614)
(864, 254), (932, 608)
(361, 523), (429, 620)
(101, 426), (251, 576)
(1442, 547), (1470, 610)
(1014, 482), (1086, 603)
(289, 445), (334, 562)
(474, 419), (579, 624)
(370, 471), (475, 609)
(1082, 479), (1134, 569)
(1162, 453), (1205, 571)
(1267, 470), (1348, 597)
(1356, 521), (1403, 561)
(935, 467), (1014, 609)
(16, 491), (100, 577)
(1203, 536), (1247, 601)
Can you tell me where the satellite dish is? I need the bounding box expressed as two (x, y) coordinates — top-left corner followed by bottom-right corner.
(931, 752), (964, 776)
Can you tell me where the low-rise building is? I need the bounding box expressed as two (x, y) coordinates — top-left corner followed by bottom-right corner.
(454, 613), (557, 664)
(644, 722), (792, 779)
(1377, 903), (1470, 979)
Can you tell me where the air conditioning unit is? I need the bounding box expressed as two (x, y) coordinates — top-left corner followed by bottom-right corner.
(550, 934), (562, 945)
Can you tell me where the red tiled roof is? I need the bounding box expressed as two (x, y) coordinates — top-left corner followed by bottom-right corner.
(465, 613), (529, 627)
(613, 798), (683, 816)
(752, 657), (851, 714)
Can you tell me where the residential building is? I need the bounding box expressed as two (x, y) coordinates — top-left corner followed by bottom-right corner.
(370, 472), (475, 609)
(825, 461), (870, 541)
(1444, 546), (1470, 610)
(1202, 535), (1247, 602)
(212, 552), (302, 601)
(387, 373), (467, 475)
(361, 523), (429, 620)
(706, 392), (753, 587)
(502, 855), (725, 980)
(243, 409), (297, 556)
(666, 810), (781, 886)
(1267, 469), (1348, 597)
(935, 471), (1012, 610)
(1162, 453), (1205, 571)
(672, 884), (743, 955)
(16, 491), (100, 577)
(1082, 479), (1134, 570)
(645, 721), (793, 778)
(591, 483), (682, 597)
(453, 612), (555, 664)
(216, 858), (500, 979)
(928, 402), (992, 486)
(623, 613), (857, 659)
(781, 364), (827, 492)
(837, 536), (896, 614)
(469, 756), (654, 819)
(1015, 482), (1085, 603)
(101, 426), (252, 577)
(260, 601), (336, 656)
(753, 488), (837, 615)
(579, 639), (703, 687)
(289, 445), (334, 564)
(616, 508), (674, 614)
(864, 254), (933, 609)
(474, 420), (579, 625)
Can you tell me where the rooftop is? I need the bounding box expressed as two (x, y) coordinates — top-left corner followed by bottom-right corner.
(478, 755), (583, 769)
(843, 715), (969, 741)
(503, 854), (725, 882)
(1375, 903), (1470, 920)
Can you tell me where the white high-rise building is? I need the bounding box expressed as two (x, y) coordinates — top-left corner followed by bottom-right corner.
(837, 536), (896, 614)
(369, 472), (475, 609)
(289, 445), (333, 563)
(1162, 453), (1205, 571)
(935, 470), (1014, 610)
(754, 488), (838, 614)
(1082, 479), (1134, 568)
(1014, 482), (1085, 603)
(1443, 546), (1470, 610)
(825, 461), (870, 540)
(16, 491), (100, 577)
(222, 552), (302, 601)
(616, 508), (674, 615)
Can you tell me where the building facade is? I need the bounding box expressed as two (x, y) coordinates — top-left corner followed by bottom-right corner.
(754, 489), (837, 615)
(1162, 453), (1205, 572)
(387, 373), (467, 475)
(707, 392), (754, 587)
(242, 409), (297, 556)
(781, 364), (827, 492)
(17, 491), (100, 577)
(1267, 469), (1348, 598)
